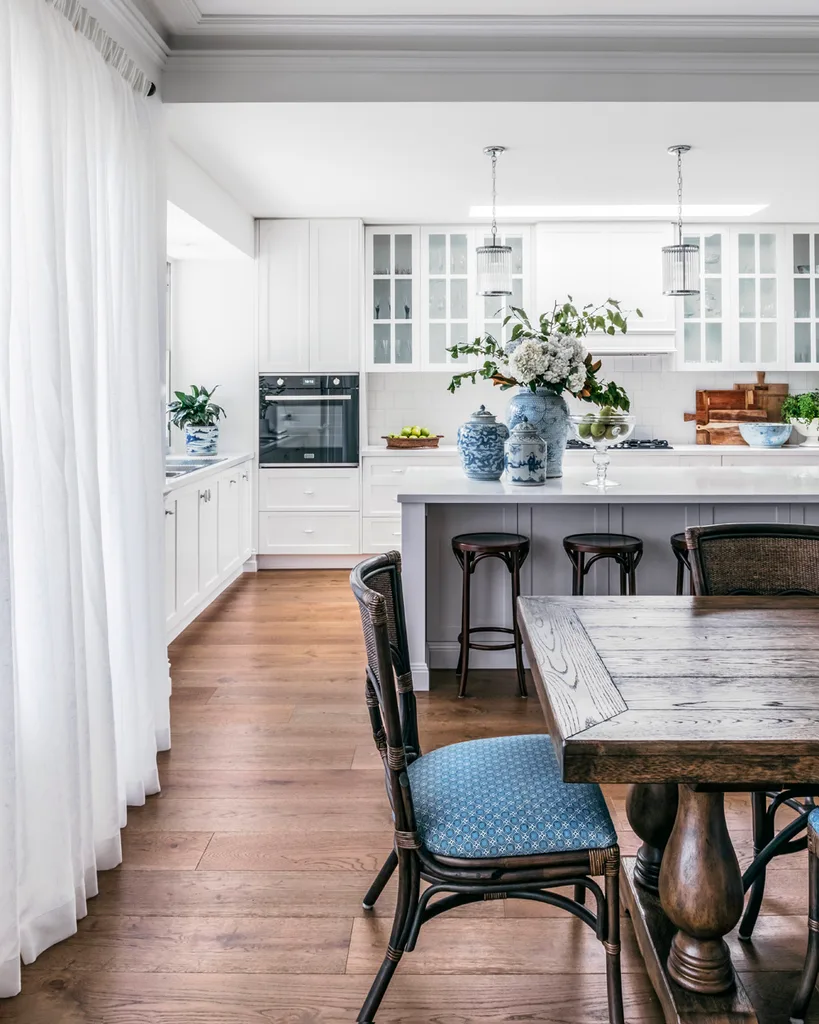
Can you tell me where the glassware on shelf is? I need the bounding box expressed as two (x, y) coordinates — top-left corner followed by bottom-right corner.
(570, 412), (637, 489)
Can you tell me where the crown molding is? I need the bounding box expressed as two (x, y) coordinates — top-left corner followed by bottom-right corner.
(170, 14), (819, 41)
(97, 0), (170, 66)
(164, 48), (819, 75)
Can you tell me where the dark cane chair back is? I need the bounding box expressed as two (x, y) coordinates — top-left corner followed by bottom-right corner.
(350, 552), (420, 822)
(686, 523), (819, 596)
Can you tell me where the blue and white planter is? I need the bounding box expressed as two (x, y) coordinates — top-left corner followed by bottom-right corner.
(457, 405), (509, 481)
(184, 424), (220, 456)
(504, 417), (546, 485)
(505, 387), (569, 479)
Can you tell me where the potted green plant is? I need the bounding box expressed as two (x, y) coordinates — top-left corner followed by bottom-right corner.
(781, 391), (819, 447)
(447, 299), (639, 477)
(168, 384), (227, 455)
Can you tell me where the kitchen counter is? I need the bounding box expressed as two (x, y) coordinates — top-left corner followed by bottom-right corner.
(397, 464), (819, 690)
(164, 452), (254, 494)
(397, 464), (819, 504)
(362, 443), (819, 457)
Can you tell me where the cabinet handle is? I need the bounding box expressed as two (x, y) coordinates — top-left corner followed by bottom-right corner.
(303, 528), (314, 534)
(242, 473), (249, 481)
(200, 492), (207, 501)
(230, 478), (237, 485)
(304, 489), (315, 495)
(208, 488), (212, 501)
(391, 469), (405, 474)
(165, 509), (175, 516)
(392, 531), (400, 536)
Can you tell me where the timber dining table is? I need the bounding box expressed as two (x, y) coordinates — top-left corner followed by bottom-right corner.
(517, 594), (819, 1024)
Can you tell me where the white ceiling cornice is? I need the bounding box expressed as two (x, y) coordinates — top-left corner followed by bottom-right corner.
(97, 0), (170, 66)
(168, 14), (819, 42)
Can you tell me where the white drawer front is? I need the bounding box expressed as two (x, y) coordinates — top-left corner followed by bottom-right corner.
(362, 516), (403, 553)
(258, 511), (360, 554)
(363, 456), (458, 516)
(260, 468), (360, 511)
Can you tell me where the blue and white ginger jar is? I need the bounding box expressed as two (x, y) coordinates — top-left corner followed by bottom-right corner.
(457, 405), (508, 481)
(504, 416), (546, 486)
(505, 387), (569, 479)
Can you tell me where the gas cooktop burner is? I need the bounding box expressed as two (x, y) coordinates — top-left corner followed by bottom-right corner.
(566, 438), (673, 451)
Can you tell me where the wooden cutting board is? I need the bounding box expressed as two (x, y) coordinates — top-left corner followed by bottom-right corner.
(733, 371), (788, 423)
(684, 373), (788, 445)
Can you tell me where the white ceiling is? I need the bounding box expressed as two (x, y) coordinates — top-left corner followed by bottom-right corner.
(167, 201), (249, 259)
(166, 101), (819, 223)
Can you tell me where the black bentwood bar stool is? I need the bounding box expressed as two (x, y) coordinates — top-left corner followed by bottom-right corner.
(350, 551), (624, 1024)
(451, 532), (529, 699)
(670, 532), (693, 595)
(563, 533), (643, 596)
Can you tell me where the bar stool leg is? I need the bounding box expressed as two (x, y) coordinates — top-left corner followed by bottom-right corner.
(571, 551), (586, 596)
(458, 552), (472, 699)
(628, 554), (638, 596)
(619, 558), (628, 596)
(675, 556), (685, 596)
(510, 552), (528, 699)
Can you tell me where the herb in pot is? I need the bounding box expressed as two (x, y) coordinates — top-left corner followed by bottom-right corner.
(781, 391), (819, 423)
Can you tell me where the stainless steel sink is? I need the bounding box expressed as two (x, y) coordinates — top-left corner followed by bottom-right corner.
(165, 456), (228, 479)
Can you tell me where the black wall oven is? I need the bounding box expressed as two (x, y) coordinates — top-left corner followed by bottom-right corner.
(259, 374), (359, 467)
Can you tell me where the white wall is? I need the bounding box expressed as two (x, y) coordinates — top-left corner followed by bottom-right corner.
(167, 144), (255, 259)
(367, 360), (819, 446)
(170, 259), (256, 455)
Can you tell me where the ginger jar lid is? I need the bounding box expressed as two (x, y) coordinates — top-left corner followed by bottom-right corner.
(469, 404), (498, 424)
(508, 416), (543, 442)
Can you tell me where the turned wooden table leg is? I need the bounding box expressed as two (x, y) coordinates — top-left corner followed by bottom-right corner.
(626, 783), (679, 894)
(659, 785), (744, 995)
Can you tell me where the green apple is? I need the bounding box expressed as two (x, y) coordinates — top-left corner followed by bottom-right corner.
(599, 405), (616, 418)
(590, 422), (607, 439)
(577, 421), (592, 438)
(400, 427), (412, 437)
(419, 427), (430, 437)
(411, 426), (422, 437)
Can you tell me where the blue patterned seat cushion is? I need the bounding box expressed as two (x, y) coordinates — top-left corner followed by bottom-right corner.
(406, 734), (617, 859)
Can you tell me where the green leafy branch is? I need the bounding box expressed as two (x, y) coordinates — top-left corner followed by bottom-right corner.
(168, 384), (227, 429)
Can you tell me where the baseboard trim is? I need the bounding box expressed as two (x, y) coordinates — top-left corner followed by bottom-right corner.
(167, 565), (244, 643)
(257, 553), (362, 570)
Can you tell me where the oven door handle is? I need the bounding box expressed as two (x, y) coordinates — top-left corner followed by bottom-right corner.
(264, 395), (352, 402)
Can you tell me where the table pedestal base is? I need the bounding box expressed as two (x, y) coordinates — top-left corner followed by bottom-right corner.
(621, 859), (757, 1024)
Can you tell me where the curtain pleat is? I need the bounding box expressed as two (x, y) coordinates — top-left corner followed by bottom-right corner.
(0, 0), (168, 996)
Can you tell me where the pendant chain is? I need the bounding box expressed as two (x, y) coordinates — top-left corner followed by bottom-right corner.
(676, 148), (684, 246)
(491, 149), (498, 244)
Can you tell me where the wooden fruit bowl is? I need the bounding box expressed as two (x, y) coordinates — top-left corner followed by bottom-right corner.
(382, 435), (444, 449)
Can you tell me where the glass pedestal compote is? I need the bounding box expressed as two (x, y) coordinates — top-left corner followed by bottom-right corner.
(570, 412), (636, 488)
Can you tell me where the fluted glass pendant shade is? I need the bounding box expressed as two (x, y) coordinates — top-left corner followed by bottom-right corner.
(477, 242), (513, 297)
(662, 242), (700, 296)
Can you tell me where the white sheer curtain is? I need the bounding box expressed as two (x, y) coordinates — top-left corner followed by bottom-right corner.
(0, 0), (169, 997)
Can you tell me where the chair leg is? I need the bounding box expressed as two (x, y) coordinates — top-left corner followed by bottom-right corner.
(739, 791), (771, 941)
(574, 883), (586, 905)
(357, 852), (420, 1023)
(675, 555), (685, 596)
(790, 843), (819, 1024)
(458, 553), (472, 699)
(604, 866), (625, 1024)
(362, 850), (398, 910)
(511, 553), (528, 699)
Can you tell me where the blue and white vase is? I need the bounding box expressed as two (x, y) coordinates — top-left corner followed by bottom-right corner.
(504, 417), (546, 486)
(505, 387), (569, 479)
(457, 405), (509, 481)
(184, 424), (219, 456)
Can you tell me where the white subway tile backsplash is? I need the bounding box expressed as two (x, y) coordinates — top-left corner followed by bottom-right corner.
(366, 367), (819, 446)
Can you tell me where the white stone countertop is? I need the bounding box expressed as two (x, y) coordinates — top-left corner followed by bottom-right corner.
(396, 465), (819, 505)
(362, 443), (819, 457)
(164, 452), (254, 494)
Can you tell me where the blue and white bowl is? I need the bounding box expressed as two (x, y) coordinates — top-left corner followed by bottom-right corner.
(738, 422), (792, 448)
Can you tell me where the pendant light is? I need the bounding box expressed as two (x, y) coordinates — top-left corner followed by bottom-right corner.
(476, 146), (513, 297)
(662, 144), (700, 296)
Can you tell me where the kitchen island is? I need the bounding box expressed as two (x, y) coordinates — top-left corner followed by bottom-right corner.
(398, 464), (819, 690)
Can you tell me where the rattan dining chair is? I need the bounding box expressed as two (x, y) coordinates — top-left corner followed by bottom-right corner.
(686, 523), (819, 948)
(350, 551), (624, 1024)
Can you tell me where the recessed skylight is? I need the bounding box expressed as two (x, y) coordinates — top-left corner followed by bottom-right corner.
(469, 204), (768, 219)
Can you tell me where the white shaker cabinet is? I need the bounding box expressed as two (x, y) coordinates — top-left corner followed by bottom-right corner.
(258, 219), (362, 373)
(166, 456), (255, 642)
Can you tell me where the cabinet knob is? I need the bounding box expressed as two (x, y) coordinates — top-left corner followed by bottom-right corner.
(230, 478), (237, 485)
(304, 489), (315, 495)
(242, 473), (249, 481)
(303, 528), (314, 534)
(165, 509), (175, 516)
(200, 492), (207, 501)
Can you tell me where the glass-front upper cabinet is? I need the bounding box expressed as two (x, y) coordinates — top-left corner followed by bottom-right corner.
(678, 228), (727, 368)
(420, 228), (474, 369)
(478, 230), (531, 347)
(789, 228), (819, 366)
(366, 228), (420, 370)
(734, 229), (783, 368)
